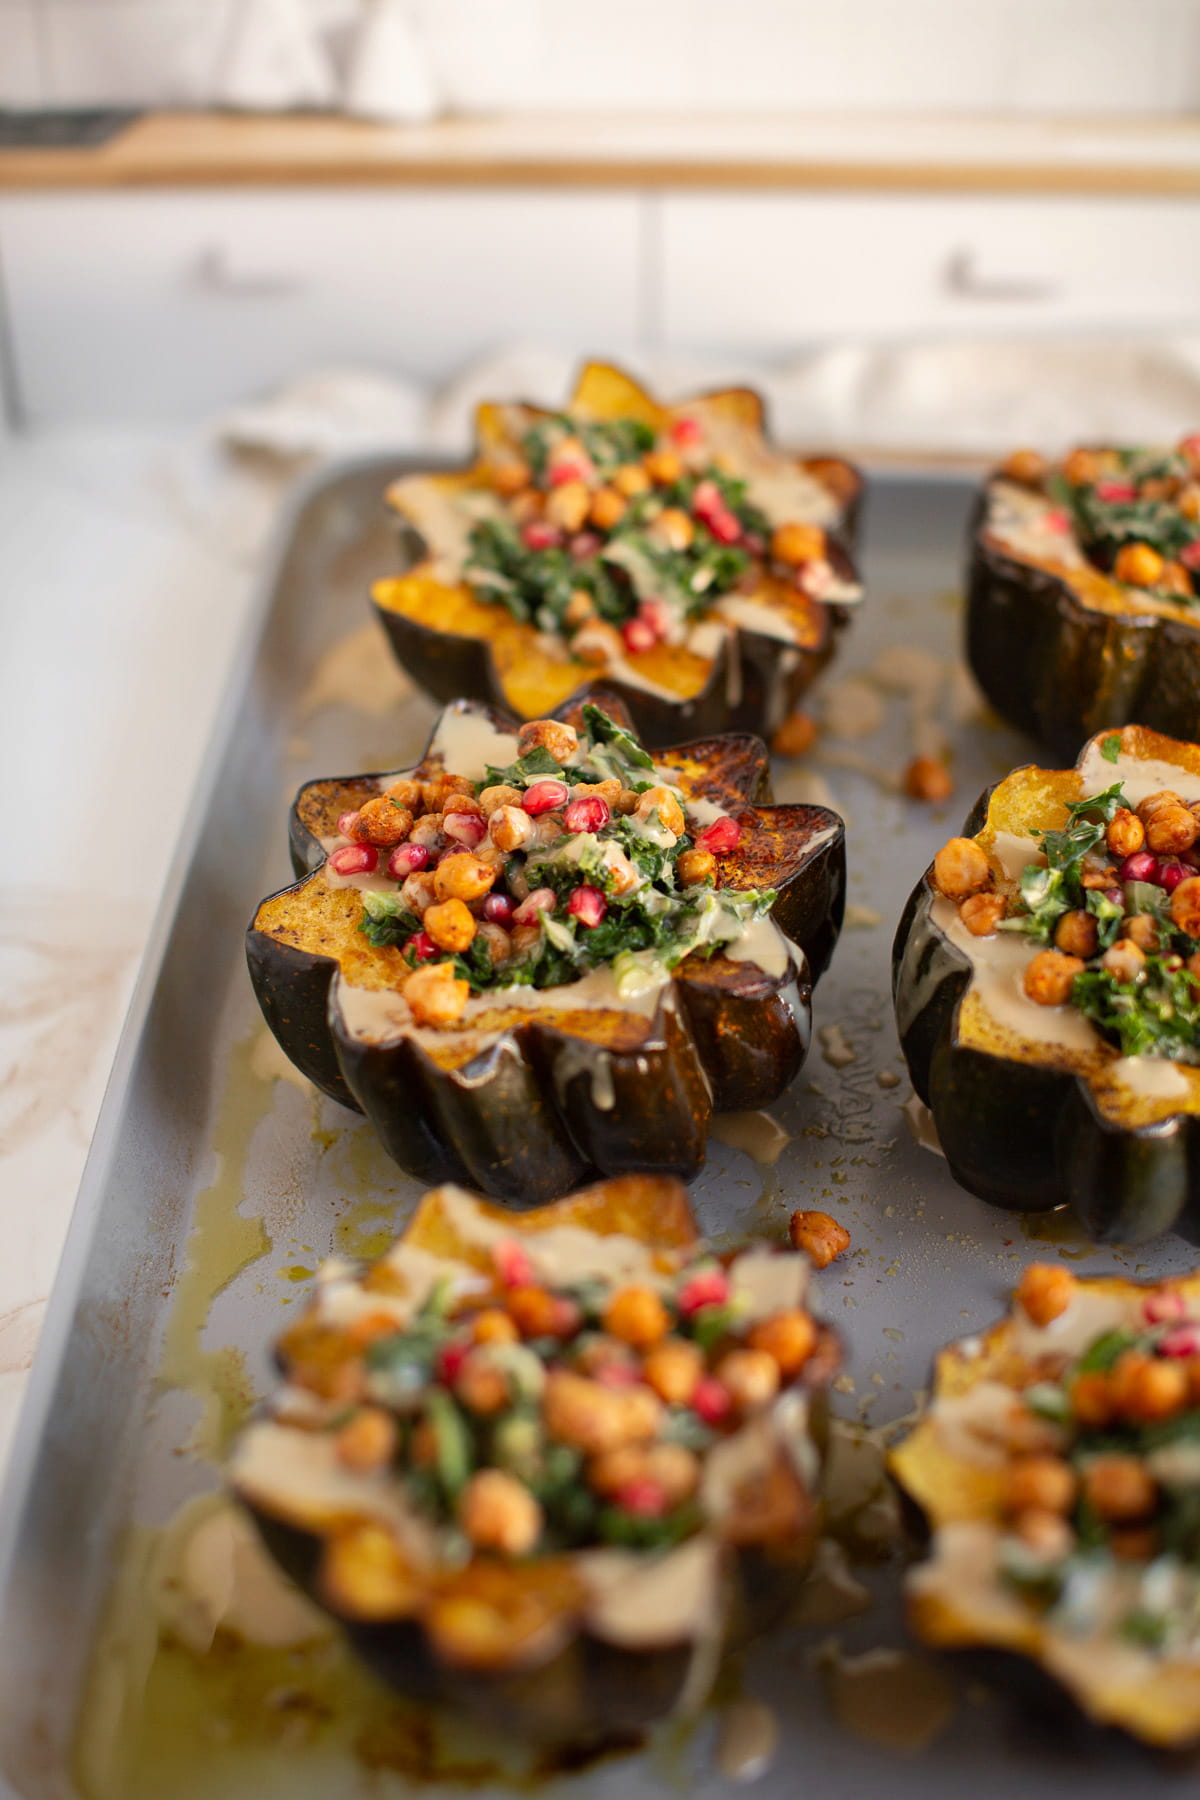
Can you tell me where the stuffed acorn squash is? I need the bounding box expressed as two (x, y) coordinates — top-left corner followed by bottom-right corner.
(229, 1175), (839, 1745)
(893, 724), (1200, 1244)
(968, 438), (1200, 762)
(247, 695), (844, 1205)
(373, 362), (863, 748)
(892, 1263), (1200, 1748)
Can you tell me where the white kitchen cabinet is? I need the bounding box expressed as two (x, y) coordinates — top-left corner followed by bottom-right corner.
(0, 189), (642, 423)
(660, 193), (1200, 353)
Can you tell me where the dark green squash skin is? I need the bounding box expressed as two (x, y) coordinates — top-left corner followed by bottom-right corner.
(247, 698), (844, 1206)
(967, 489), (1200, 765)
(374, 513), (862, 751)
(891, 784), (1200, 1246)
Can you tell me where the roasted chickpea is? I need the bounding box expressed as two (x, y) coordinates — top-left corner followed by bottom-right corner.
(545, 479), (591, 534)
(433, 853), (496, 905)
(1054, 909), (1099, 959)
(904, 756), (954, 803)
(789, 1209), (851, 1269)
(1124, 912), (1160, 952)
(507, 488), (543, 526)
(1170, 875), (1200, 938)
(959, 892), (1006, 937)
(421, 772), (475, 812)
(747, 1309), (817, 1377)
(1106, 807), (1145, 857)
(1180, 482), (1200, 522)
(490, 455), (531, 497)
(353, 796), (413, 847)
(542, 1370), (627, 1455)
(517, 719), (579, 765)
(653, 507), (695, 551)
(677, 847), (717, 887)
(489, 805), (535, 854)
(932, 837), (992, 900)
(1023, 949), (1085, 1006)
(617, 1385), (663, 1442)
(615, 788), (641, 816)
(1159, 561), (1194, 599)
(459, 1469), (542, 1556)
(472, 1308), (519, 1346)
(1137, 789), (1183, 823)
(643, 1338), (704, 1406)
(511, 923), (542, 957)
(564, 589), (595, 628)
(771, 521), (826, 566)
(1188, 951), (1200, 986)
(335, 1406), (399, 1473)
(603, 1285), (670, 1350)
(588, 1444), (647, 1497)
(507, 1285), (564, 1340)
(455, 1348), (511, 1416)
(644, 1442), (700, 1504)
(1115, 1353), (1188, 1423)
(404, 961), (469, 1026)
(1083, 1454), (1157, 1522)
(1063, 447), (1104, 487)
(1003, 1454), (1076, 1518)
(385, 778), (423, 813)
(1015, 1510), (1075, 1559)
(400, 871), (438, 914)
(1069, 1370), (1116, 1430)
(1145, 805), (1198, 856)
(1101, 937), (1147, 982)
(635, 785), (685, 835)
(1110, 1525), (1161, 1562)
(589, 486), (626, 531)
(771, 710), (818, 758)
(1114, 542), (1166, 588)
(477, 783), (522, 817)
(717, 1349), (780, 1413)
(612, 463), (651, 498)
(1016, 1262), (1076, 1327)
(1003, 1401), (1066, 1456)
(644, 447), (682, 486)
(570, 619), (624, 668)
(475, 921), (513, 967)
(441, 792), (483, 817)
(423, 898), (477, 953)
(1000, 448), (1048, 487)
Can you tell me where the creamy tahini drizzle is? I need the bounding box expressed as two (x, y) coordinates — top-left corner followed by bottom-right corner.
(232, 1199), (820, 1650)
(930, 745), (1200, 1095)
(318, 712), (805, 1051)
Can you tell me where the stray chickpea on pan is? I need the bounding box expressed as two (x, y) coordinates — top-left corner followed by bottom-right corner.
(229, 1176), (840, 1746)
(894, 725), (1200, 1244)
(892, 1263), (1200, 1747)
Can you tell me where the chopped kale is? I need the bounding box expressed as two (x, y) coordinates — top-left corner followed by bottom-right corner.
(359, 891), (422, 948)
(1072, 957), (1200, 1063)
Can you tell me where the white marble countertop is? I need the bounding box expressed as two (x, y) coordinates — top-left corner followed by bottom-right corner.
(0, 425), (264, 1478)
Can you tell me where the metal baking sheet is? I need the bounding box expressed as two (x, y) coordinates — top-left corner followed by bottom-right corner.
(1, 460), (1195, 1800)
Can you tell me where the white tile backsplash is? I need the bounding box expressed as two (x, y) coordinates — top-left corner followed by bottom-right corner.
(0, 0), (44, 108)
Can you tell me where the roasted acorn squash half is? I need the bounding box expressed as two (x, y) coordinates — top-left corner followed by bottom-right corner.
(968, 441), (1200, 763)
(893, 724), (1200, 1244)
(373, 362), (863, 749)
(247, 694), (844, 1205)
(229, 1175), (838, 1745)
(892, 1264), (1200, 1748)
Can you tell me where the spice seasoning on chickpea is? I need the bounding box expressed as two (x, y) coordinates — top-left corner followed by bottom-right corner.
(230, 1181), (839, 1683)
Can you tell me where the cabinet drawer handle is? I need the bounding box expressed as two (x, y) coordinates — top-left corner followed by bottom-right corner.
(943, 247), (1058, 304)
(187, 245), (305, 299)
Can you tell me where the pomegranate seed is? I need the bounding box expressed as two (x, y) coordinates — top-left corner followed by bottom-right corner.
(742, 531), (766, 557)
(482, 892), (515, 925)
(707, 508), (742, 546)
(691, 1377), (733, 1426)
(436, 1339), (470, 1384)
(336, 809), (362, 839)
(569, 531), (603, 560)
(564, 795), (611, 834)
(512, 887), (557, 927)
(387, 842), (430, 878)
(1181, 433), (1200, 461)
(692, 479), (723, 523)
(547, 454), (592, 488)
(1119, 850), (1157, 884)
(670, 415), (703, 448)
(621, 617), (658, 654)
(494, 1239), (534, 1288)
(1143, 1288), (1188, 1324)
(443, 812), (487, 848)
(594, 1360), (642, 1388)
(1158, 1324), (1200, 1358)
(1095, 480), (1137, 503)
(408, 931), (437, 961)
(552, 1297), (582, 1338)
(615, 1477), (670, 1518)
(1043, 509), (1070, 534)
(522, 521), (562, 552)
(1180, 540), (1200, 571)
(1104, 887), (1124, 907)
(677, 1266), (730, 1314)
(329, 843), (379, 877)
(638, 598), (672, 641)
(567, 884), (608, 928)
(1157, 859), (1189, 892)
(696, 815), (742, 856)
(523, 779), (570, 816)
